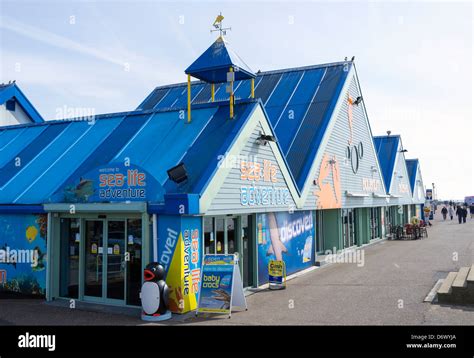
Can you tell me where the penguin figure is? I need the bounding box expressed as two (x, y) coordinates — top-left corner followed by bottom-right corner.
(140, 262), (171, 321)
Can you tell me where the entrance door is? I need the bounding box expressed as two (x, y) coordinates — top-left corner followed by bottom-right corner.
(106, 220), (126, 301)
(84, 220), (104, 298)
(342, 209), (356, 248)
(203, 215), (255, 287)
(369, 208), (380, 240)
(241, 215), (254, 287)
(84, 219), (126, 303)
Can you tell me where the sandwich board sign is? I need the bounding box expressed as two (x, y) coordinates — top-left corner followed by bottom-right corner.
(268, 260), (286, 290)
(196, 254), (247, 318)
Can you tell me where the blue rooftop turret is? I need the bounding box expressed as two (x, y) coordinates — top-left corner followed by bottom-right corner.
(184, 14), (255, 121)
(185, 36), (255, 83)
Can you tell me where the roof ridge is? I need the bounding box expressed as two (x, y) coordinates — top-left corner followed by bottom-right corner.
(0, 98), (259, 130)
(150, 60), (351, 91)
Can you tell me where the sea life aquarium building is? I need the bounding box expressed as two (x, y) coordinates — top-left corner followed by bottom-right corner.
(0, 35), (426, 313)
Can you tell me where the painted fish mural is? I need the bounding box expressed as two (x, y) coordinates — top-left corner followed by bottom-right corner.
(0, 214), (47, 296)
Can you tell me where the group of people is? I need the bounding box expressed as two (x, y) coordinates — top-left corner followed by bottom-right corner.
(440, 202), (474, 224)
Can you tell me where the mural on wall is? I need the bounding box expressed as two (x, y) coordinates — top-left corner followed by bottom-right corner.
(50, 163), (163, 203)
(257, 211), (314, 285)
(347, 95), (354, 145)
(157, 216), (201, 314)
(313, 153), (342, 209)
(0, 214), (47, 296)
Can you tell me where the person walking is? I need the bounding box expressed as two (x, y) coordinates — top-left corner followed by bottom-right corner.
(441, 206), (448, 220)
(470, 204), (474, 219)
(462, 206), (468, 223)
(456, 206), (463, 224)
(448, 205), (454, 220)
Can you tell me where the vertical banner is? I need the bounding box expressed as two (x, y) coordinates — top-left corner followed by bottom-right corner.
(257, 211), (315, 285)
(0, 214), (47, 296)
(157, 215), (201, 314)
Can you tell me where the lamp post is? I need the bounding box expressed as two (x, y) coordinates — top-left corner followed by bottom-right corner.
(432, 182), (435, 201)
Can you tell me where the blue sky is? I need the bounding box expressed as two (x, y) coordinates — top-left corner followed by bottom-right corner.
(0, 0), (472, 199)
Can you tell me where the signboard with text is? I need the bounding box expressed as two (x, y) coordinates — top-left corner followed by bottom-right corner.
(240, 159), (290, 207)
(51, 163), (163, 203)
(196, 254), (247, 317)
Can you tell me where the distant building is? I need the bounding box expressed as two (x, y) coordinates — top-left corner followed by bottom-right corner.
(465, 196), (474, 205)
(0, 82), (44, 126)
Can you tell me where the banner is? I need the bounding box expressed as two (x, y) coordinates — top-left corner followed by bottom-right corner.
(196, 254), (247, 317)
(51, 163), (164, 203)
(0, 214), (47, 296)
(425, 189), (433, 201)
(257, 211), (314, 285)
(157, 215), (201, 314)
(197, 255), (235, 314)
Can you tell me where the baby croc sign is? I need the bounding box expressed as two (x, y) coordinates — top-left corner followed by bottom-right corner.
(50, 163), (163, 203)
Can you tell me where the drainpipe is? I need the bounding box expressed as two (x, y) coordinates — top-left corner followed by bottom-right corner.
(152, 214), (158, 262)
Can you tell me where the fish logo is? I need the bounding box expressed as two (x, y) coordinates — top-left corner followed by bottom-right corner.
(26, 226), (38, 243)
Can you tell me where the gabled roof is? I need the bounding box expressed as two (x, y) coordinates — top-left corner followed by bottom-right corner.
(0, 100), (258, 204)
(405, 159), (419, 193)
(185, 36), (255, 83)
(140, 61), (352, 191)
(373, 135), (401, 192)
(0, 83), (44, 123)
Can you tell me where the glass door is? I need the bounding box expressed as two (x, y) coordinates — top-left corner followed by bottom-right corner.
(241, 215), (254, 287)
(83, 219), (127, 303)
(59, 218), (80, 298)
(342, 209), (356, 248)
(202, 215), (255, 287)
(84, 220), (104, 298)
(106, 220), (126, 301)
(370, 208), (379, 240)
(348, 209), (356, 247)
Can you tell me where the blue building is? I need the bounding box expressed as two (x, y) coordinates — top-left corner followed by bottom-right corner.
(0, 34), (425, 313)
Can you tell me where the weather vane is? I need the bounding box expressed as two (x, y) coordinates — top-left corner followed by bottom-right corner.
(211, 12), (231, 37)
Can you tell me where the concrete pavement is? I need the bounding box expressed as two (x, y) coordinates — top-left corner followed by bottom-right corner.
(0, 210), (472, 325)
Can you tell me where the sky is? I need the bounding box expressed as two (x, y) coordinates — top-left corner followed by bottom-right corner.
(0, 0), (472, 200)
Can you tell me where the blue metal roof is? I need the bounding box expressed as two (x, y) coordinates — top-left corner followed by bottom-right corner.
(405, 159), (419, 194)
(0, 100), (259, 204)
(185, 36), (255, 83)
(140, 62), (351, 191)
(0, 83), (44, 123)
(373, 135), (401, 192)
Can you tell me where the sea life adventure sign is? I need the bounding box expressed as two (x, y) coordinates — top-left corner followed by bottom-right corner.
(52, 163), (162, 203)
(240, 159), (290, 207)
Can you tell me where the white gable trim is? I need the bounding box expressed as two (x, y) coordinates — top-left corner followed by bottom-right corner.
(298, 65), (388, 207)
(388, 146), (413, 204)
(199, 104), (300, 214)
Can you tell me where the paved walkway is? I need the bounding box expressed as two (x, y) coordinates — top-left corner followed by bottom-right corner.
(0, 210), (472, 325)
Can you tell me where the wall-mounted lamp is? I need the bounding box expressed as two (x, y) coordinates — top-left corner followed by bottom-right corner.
(370, 166), (378, 173)
(353, 96), (363, 106)
(399, 149), (408, 153)
(167, 162), (188, 184)
(386, 130), (391, 136)
(257, 132), (276, 146)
